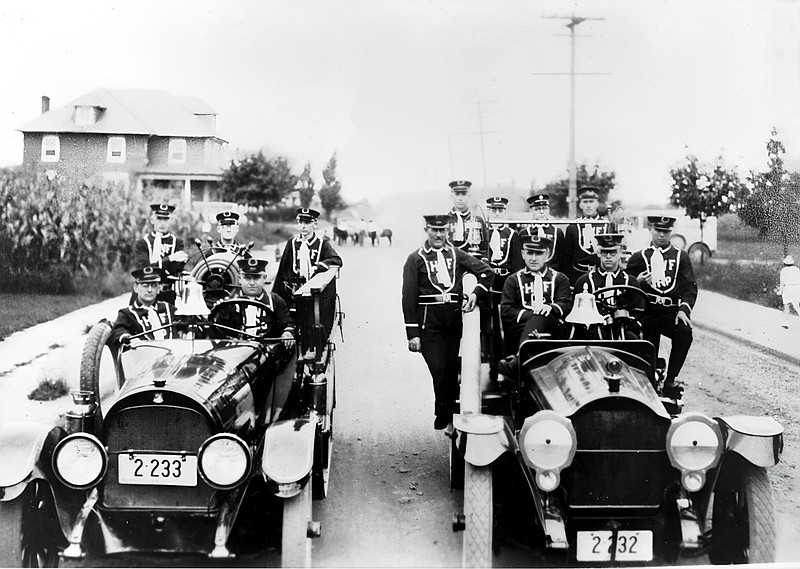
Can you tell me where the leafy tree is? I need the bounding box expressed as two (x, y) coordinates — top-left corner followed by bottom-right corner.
(739, 129), (800, 254)
(540, 164), (616, 217)
(297, 162), (316, 208)
(219, 151), (298, 207)
(669, 153), (746, 249)
(318, 153), (346, 218)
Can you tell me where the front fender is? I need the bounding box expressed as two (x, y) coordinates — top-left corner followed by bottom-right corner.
(453, 413), (513, 467)
(716, 415), (783, 467)
(0, 422), (65, 497)
(261, 418), (315, 484)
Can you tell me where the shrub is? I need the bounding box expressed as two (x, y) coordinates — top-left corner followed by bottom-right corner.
(696, 260), (782, 309)
(28, 376), (70, 401)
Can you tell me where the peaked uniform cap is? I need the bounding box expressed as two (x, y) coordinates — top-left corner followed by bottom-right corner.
(131, 266), (167, 282)
(449, 180), (472, 191)
(486, 196), (509, 209)
(647, 216), (676, 230)
(296, 207), (320, 221)
(520, 233), (553, 252)
(216, 211), (240, 224)
(594, 233), (625, 249)
(150, 203), (175, 217)
(424, 214), (453, 228)
(237, 258), (269, 274)
(527, 193), (550, 207)
(577, 186), (601, 201)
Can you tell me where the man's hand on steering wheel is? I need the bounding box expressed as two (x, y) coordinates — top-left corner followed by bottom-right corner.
(592, 285), (648, 315)
(208, 298), (274, 340)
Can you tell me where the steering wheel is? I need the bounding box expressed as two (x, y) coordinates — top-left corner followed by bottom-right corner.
(591, 285), (648, 315)
(186, 249), (243, 306)
(208, 298), (274, 340)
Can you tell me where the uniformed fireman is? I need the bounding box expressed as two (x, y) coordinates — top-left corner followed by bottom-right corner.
(402, 214), (495, 430)
(625, 216), (698, 400)
(562, 186), (612, 286)
(448, 180), (488, 259)
(521, 193), (565, 272)
(500, 234), (572, 353)
(109, 267), (177, 345)
(573, 233), (644, 340)
(213, 211), (251, 256)
(133, 203), (188, 303)
(273, 207), (343, 310)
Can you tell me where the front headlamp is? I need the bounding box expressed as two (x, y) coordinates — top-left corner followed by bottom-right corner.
(666, 412), (723, 491)
(198, 434), (252, 489)
(519, 411), (577, 491)
(53, 433), (107, 489)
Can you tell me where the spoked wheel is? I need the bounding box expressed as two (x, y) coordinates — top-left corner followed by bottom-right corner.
(0, 480), (65, 567)
(281, 481), (313, 568)
(709, 454), (776, 564)
(187, 250), (242, 306)
(450, 435), (465, 491)
(79, 320), (120, 429)
(462, 463), (493, 568)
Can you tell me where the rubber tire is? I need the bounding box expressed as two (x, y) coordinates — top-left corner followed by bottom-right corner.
(688, 242), (711, 264)
(462, 463), (493, 568)
(670, 234), (687, 250)
(281, 481), (312, 568)
(709, 454), (776, 564)
(450, 435), (465, 491)
(0, 481), (64, 567)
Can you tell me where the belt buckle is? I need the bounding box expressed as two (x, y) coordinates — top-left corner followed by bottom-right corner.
(443, 293), (452, 303)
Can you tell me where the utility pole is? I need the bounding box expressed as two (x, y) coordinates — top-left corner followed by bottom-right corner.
(540, 14), (606, 218)
(445, 98), (501, 189)
(477, 100), (488, 187)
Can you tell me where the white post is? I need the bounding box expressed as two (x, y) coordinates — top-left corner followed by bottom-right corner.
(460, 273), (482, 415)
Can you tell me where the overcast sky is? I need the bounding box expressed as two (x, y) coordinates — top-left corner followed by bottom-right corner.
(1, 0), (799, 208)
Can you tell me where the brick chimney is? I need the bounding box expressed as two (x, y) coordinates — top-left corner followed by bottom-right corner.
(41, 96), (50, 114)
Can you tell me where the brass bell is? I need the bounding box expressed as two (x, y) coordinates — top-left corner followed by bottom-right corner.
(565, 284), (605, 325)
(175, 278), (211, 316)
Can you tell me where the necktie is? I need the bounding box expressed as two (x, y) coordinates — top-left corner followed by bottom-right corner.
(533, 273), (544, 306)
(490, 228), (502, 261)
(537, 225), (546, 239)
(150, 233), (163, 265)
(245, 305), (260, 331)
(298, 240), (312, 281)
(145, 306), (166, 340)
(436, 250), (453, 288)
(453, 214), (464, 241)
(651, 248), (667, 287)
(581, 222), (592, 250)
(605, 271), (614, 289)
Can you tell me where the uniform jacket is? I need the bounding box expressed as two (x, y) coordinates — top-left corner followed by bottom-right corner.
(625, 244), (698, 316)
(134, 232), (185, 277)
(273, 233), (343, 305)
(402, 242), (495, 340)
(574, 268), (645, 312)
(109, 300), (177, 344)
(563, 216), (611, 274)
(449, 209), (489, 259)
(213, 290), (295, 338)
(500, 267), (572, 327)
(212, 240), (252, 258)
(521, 223), (566, 272)
(486, 224), (524, 282)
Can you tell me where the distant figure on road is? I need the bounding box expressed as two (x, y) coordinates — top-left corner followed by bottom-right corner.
(402, 214), (494, 430)
(368, 220), (379, 246)
(380, 228), (393, 246)
(626, 216), (697, 401)
(133, 203), (188, 304)
(779, 255), (800, 317)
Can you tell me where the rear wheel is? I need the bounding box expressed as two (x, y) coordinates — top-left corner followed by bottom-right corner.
(462, 463), (493, 568)
(0, 480), (64, 567)
(281, 481), (312, 568)
(709, 454), (776, 564)
(688, 242), (711, 265)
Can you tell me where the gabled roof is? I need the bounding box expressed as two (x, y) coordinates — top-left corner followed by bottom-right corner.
(18, 88), (225, 140)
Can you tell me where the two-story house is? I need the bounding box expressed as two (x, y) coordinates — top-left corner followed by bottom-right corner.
(18, 88), (228, 205)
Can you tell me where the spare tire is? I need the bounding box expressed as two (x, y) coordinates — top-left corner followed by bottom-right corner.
(79, 320), (119, 430)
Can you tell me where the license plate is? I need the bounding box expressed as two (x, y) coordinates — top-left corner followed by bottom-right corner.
(576, 530), (653, 562)
(118, 453), (197, 486)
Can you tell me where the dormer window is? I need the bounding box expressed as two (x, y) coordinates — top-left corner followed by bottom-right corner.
(75, 105), (98, 126)
(107, 136), (126, 163)
(168, 138), (187, 164)
(41, 135), (59, 162)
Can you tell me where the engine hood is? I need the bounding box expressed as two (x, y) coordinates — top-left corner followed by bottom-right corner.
(526, 345), (669, 419)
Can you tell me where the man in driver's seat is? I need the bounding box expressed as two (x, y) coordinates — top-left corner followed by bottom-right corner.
(572, 233), (644, 340)
(215, 258), (295, 347)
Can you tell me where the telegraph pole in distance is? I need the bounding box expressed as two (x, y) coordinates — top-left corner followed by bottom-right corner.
(444, 99), (502, 189)
(539, 13), (606, 218)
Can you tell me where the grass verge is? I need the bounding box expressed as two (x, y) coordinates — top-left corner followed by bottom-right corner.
(0, 292), (103, 340)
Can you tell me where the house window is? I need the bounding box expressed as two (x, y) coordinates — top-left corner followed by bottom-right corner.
(75, 106), (96, 125)
(168, 138), (187, 164)
(41, 135), (59, 162)
(107, 136), (126, 163)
